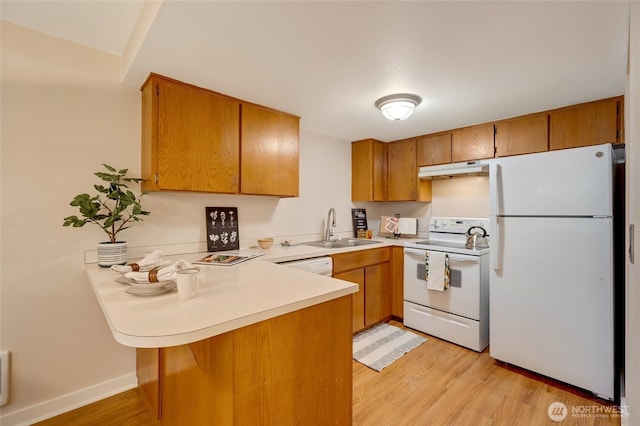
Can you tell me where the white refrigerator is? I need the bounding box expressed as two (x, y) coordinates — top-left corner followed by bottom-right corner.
(489, 143), (616, 401)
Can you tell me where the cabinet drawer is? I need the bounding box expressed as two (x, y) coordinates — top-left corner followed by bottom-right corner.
(404, 301), (486, 352)
(331, 247), (391, 274)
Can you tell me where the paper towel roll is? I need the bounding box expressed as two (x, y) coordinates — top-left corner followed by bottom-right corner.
(398, 218), (418, 236)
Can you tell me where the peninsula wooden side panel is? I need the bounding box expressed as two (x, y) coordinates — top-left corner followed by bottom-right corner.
(234, 296), (352, 424)
(136, 348), (161, 421)
(141, 295), (353, 425)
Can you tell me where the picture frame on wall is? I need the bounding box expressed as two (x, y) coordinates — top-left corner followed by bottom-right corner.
(351, 208), (368, 238)
(205, 207), (240, 252)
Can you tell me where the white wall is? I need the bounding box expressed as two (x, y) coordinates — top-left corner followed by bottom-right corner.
(624, 2), (640, 424)
(0, 22), (355, 424)
(356, 178), (489, 237)
(431, 177), (489, 219)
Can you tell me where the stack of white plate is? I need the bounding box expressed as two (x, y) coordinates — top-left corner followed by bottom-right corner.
(116, 277), (177, 297)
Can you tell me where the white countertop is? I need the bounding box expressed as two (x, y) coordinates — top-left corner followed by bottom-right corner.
(86, 238), (416, 348)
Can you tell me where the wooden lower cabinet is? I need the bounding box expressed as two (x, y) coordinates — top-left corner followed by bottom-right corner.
(334, 269), (366, 333)
(364, 263), (391, 326)
(137, 295), (353, 425)
(332, 247), (392, 333)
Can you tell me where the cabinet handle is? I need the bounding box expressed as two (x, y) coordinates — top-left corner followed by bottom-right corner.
(630, 224), (635, 265)
(155, 173), (159, 184)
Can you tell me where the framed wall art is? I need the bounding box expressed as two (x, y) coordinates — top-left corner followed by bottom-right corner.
(351, 208), (368, 238)
(206, 207), (239, 252)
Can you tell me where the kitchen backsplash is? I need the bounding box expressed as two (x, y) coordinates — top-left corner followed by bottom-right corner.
(431, 176), (490, 218)
(356, 175), (489, 238)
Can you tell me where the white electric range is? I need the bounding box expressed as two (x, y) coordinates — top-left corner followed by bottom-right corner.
(403, 217), (490, 352)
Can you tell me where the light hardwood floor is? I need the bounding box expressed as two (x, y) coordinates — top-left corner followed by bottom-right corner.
(36, 321), (621, 426)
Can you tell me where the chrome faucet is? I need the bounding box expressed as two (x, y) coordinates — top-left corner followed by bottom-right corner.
(325, 208), (336, 241)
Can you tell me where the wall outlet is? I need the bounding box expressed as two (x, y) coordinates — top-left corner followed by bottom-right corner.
(0, 350), (9, 406)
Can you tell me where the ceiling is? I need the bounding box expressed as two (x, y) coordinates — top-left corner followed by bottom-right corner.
(1, 1), (630, 143)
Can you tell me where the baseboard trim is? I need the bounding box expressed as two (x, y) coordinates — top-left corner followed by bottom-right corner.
(0, 373), (137, 426)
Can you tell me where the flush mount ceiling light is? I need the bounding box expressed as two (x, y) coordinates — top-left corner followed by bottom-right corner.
(375, 93), (422, 121)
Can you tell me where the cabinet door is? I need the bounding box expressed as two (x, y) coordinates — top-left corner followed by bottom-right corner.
(390, 246), (405, 319)
(352, 139), (387, 201)
(387, 139), (417, 201)
(495, 114), (548, 157)
(241, 103), (300, 196)
(155, 77), (240, 192)
(334, 269), (366, 333)
(549, 98), (620, 150)
(416, 133), (452, 166)
(451, 123), (495, 162)
(365, 262), (391, 326)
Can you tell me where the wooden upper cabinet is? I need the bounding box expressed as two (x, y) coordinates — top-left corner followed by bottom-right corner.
(141, 73), (300, 197)
(352, 138), (431, 203)
(141, 74), (240, 193)
(240, 103), (300, 197)
(495, 113), (549, 157)
(451, 123), (495, 162)
(331, 247), (392, 333)
(352, 139), (387, 202)
(416, 133), (452, 166)
(387, 139), (418, 201)
(549, 97), (622, 150)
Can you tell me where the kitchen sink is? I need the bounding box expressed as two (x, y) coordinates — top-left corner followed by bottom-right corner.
(303, 239), (381, 249)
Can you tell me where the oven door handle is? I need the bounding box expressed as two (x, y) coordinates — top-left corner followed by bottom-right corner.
(404, 247), (481, 263)
(404, 247), (428, 256)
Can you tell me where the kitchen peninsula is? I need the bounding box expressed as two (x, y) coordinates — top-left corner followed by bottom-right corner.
(86, 252), (359, 425)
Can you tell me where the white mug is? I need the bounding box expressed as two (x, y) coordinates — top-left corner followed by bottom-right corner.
(177, 269), (200, 301)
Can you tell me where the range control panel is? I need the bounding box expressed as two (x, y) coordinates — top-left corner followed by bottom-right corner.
(429, 217), (489, 235)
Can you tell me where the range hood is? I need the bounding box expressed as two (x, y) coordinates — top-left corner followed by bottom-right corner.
(418, 160), (489, 179)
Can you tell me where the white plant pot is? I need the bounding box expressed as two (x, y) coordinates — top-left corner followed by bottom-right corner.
(97, 241), (128, 267)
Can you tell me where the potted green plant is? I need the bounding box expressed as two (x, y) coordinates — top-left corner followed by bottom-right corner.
(63, 164), (150, 267)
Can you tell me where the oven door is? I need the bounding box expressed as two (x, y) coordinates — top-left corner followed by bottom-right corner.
(404, 247), (481, 320)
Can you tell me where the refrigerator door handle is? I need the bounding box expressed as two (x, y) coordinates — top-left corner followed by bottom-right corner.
(492, 217), (502, 271)
(490, 162), (502, 217)
(490, 162), (502, 271)
(630, 224), (635, 265)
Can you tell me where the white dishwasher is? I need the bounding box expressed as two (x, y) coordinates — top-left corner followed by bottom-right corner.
(279, 257), (333, 276)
